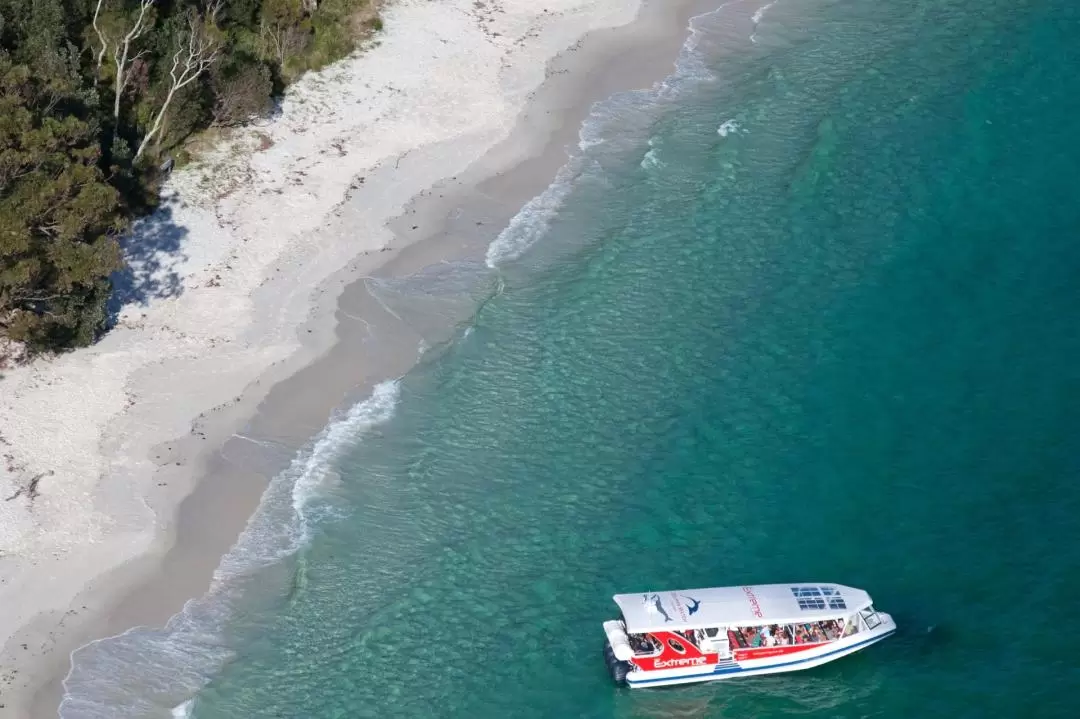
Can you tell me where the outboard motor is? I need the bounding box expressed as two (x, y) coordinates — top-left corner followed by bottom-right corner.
(603, 640), (632, 685)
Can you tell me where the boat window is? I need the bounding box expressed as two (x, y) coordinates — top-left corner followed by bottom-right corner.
(728, 620), (845, 649)
(627, 633), (660, 656)
(860, 607), (882, 630)
(703, 627), (720, 638)
(667, 638), (686, 653)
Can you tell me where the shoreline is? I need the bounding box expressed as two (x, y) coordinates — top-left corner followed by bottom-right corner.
(0, 0), (730, 715)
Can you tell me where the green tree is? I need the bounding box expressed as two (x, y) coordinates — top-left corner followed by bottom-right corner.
(0, 51), (124, 350)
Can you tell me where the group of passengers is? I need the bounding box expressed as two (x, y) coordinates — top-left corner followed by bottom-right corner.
(729, 619), (849, 649)
(627, 618), (857, 656)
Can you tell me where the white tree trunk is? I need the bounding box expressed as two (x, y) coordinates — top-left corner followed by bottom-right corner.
(135, 12), (220, 160)
(112, 0), (154, 120)
(91, 0), (109, 72)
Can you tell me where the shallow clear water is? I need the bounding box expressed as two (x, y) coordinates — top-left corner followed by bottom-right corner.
(62, 0), (1080, 716)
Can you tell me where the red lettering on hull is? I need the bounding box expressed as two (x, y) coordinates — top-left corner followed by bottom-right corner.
(734, 642), (827, 661)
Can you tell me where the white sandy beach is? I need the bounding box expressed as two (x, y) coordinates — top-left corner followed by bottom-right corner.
(0, 0), (716, 714)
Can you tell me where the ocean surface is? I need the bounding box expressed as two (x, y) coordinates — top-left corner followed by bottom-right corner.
(62, 0), (1080, 716)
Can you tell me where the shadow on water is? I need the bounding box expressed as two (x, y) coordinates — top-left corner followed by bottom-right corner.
(107, 201), (189, 326)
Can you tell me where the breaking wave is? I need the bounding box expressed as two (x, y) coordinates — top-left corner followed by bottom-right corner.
(169, 699), (194, 718)
(753, 0), (778, 25)
(718, 118), (744, 137)
(750, 1), (779, 43)
(484, 161), (583, 268)
(640, 147), (663, 170)
(485, 3), (738, 268)
(59, 381), (402, 718)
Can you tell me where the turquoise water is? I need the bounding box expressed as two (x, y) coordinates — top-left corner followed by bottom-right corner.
(62, 0), (1080, 716)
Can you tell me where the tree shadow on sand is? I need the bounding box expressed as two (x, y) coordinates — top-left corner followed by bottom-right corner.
(107, 201), (189, 326)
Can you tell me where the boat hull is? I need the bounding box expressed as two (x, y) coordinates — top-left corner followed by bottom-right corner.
(625, 621), (895, 688)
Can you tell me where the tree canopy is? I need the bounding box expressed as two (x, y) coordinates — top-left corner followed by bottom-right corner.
(0, 0), (381, 354)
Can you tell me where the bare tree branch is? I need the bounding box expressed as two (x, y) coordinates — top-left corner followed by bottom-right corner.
(259, 16), (305, 67)
(206, 0), (224, 23)
(135, 11), (220, 160)
(91, 0), (109, 72)
(112, 0), (155, 120)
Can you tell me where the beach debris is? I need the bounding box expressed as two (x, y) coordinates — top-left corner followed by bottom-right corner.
(3, 470), (52, 503)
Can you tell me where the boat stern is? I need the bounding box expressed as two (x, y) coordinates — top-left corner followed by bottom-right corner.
(602, 620), (634, 684)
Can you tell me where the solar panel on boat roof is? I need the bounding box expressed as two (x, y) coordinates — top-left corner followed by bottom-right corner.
(791, 586), (847, 611)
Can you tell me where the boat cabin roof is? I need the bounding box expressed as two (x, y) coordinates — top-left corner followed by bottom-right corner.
(614, 583), (873, 633)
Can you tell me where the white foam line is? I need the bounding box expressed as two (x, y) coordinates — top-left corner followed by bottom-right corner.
(60, 380), (402, 718)
(289, 380), (401, 537)
(484, 1), (741, 269)
(752, 0), (778, 25)
(485, 161), (583, 268)
(751, 0), (779, 43)
(170, 699), (194, 718)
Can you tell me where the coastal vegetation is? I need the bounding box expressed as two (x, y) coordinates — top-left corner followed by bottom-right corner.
(0, 0), (381, 355)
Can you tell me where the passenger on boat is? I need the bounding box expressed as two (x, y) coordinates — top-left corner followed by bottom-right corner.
(731, 621), (850, 650)
(627, 633), (658, 655)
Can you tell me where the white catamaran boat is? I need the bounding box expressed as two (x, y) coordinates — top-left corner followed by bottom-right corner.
(602, 583), (895, 687)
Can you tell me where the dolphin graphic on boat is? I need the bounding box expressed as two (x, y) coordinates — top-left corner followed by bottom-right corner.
(648, 594), (674, 623)
(683, 596), (701, 615)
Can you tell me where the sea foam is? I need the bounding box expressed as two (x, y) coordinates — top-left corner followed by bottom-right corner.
(752, 0), (778, 25)
(170, 699), (194, 718)
(59, 381), (401, 718)
(484, 161), (582, 268)
(750, 1), (778, 43)
(640, 147), (664, 170)
(485, 5), (729, 269)
(718, 119), (744, 137)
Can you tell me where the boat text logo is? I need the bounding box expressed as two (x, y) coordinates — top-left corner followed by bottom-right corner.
(655, 656), (708, 669)
(742, 586), (764, 618)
